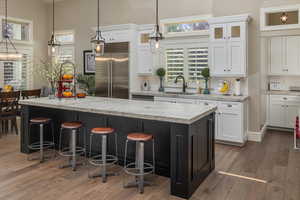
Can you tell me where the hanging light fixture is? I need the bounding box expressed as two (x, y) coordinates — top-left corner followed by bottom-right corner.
(91, 0), (105, 57)
(149, 0), (164, 53)
(48, 0), (60, 55)
(0, 0), (22, 61)
(280, 12), (288, 24)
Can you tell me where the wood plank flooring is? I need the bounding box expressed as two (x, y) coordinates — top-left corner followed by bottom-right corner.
(0, 130), (299, 200)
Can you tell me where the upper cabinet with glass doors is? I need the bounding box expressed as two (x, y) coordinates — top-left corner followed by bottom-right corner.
(208, 14), (250, 77)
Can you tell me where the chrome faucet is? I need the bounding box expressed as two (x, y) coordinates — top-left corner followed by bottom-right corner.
(174, 75), (187, 93)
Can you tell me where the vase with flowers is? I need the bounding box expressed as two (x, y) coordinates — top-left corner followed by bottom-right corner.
(38, 60), (62, 99)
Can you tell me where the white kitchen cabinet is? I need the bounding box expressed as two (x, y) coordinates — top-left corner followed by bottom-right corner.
(137, 45), (154, 74)
(137, 25), (155, 75)
(268, 95), (300, 128)
(269, 36), (300, 75)
(155, 97), (247, 145)
(208, 15), (250, 77)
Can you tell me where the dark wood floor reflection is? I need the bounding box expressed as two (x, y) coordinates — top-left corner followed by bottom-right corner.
(0, 130), (299, 200)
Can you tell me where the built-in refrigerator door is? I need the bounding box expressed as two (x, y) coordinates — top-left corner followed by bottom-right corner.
(111, 52), (129, 99)
(95, 54), (111, 97)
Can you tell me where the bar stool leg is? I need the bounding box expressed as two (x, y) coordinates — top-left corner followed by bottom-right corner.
(101, 135), (107, 183)
(138, 142), (144, 194)
(39, 124), (44, 163)
(71, 129), (77, 171)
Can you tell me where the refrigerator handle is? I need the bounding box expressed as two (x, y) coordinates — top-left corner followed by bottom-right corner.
(107, 61), (110, 97)
(111, 60), (113, 97)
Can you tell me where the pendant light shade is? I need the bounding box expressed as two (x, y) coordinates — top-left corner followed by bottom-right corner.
(149, 0), (163, 53)
(0, 0), (22, 61)
(48, 0), (60, 56)
(91, 0), (105, 57)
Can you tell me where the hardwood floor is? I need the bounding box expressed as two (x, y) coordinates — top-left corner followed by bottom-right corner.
(0, 130), (299, 200)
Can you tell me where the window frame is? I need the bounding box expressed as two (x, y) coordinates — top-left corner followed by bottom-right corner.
(160, 15), (212, 38)
(161, 38), (209, 85)
(0, 16), (33, 45)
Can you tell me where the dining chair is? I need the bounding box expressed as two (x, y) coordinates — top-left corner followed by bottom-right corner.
(0, 91), (21, 136)
(21, 89), (41, 99)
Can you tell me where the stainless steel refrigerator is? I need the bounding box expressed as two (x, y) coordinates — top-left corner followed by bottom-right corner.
(95, 42), (129, 99)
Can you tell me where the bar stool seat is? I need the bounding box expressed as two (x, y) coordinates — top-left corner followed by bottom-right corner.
(30, 117), (51, 124)
(61, 122), (83, 129)
(127, 133), (153, 142)
(91, 127), (114, 135)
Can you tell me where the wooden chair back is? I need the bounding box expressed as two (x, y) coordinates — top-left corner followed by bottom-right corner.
(21, 89), (41, 99)
(0, 91), (20, 116)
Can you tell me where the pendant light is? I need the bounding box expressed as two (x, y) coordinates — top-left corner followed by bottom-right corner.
(48, 0), (60, 55)
(149, 0), (163, 53)
(280, 12), (288, 24)
(0, 0), (22, 61)
(91, 0), (105, 57)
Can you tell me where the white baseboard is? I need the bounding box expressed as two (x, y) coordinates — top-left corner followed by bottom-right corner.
(247, 124), (267, 142)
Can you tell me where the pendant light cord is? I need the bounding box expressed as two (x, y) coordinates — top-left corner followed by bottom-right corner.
(97, 0), (100, 33)
(5, 0), (8, 52)
(156, 0), (159, 32)
(52, 0), (55, 34)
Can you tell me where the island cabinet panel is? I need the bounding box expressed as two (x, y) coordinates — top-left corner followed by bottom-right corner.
(21, 105), (215, 199)
(170, 113), (215, 199)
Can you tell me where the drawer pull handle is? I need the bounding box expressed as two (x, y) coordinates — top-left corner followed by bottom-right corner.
(204, 103), (209, 106)
(227, 104), (232, 107)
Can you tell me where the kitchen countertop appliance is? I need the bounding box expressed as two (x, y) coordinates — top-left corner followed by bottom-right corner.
(95, 42), (129, 99)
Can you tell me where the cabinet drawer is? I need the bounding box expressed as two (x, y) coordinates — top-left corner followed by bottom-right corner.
(218, 102), (242, 114)
(270, 95), (300, 103)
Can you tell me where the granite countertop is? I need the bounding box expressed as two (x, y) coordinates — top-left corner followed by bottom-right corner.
(131, 91), (249, 102)
(19, 97), (217, 125)
(268, 90), (300, 96)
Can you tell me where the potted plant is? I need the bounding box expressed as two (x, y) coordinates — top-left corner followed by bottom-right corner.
(156, 68), (166, 92)
(38, 60), (62, 99)
(201, 68), (210, 94)
(76, 74), (96, 96)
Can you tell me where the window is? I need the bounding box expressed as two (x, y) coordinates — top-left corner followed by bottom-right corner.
(0, 16), (33, 44)
(165, 45), (208, 83)
(188, 47), (208, 81)
(161, 15), (211, 37)
(53, 30), (75, 64)
(0, 48), (33, 90)
(166, 48), (184, 81)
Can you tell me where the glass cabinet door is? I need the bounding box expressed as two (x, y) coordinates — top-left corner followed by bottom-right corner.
(211, 24), (227, 42)
(228, 22), (245, 42)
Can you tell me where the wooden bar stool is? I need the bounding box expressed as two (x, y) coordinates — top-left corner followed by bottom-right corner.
(27, 117), (55, 163)
(88, 127), (118, 183)
(124, 133), (155, 194)
(58, 121), (87, 171)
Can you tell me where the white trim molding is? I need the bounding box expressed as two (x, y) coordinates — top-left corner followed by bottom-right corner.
(260, 4), (300, 31)
(208, 14), (251, 24)
(247, 124), (267, 142)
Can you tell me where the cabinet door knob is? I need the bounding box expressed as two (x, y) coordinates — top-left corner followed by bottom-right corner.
(283, 97), (287, 100)
(227, 104), (232, 108)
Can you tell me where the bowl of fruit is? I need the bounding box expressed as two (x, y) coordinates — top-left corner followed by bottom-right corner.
(77, 93), (86, 98)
